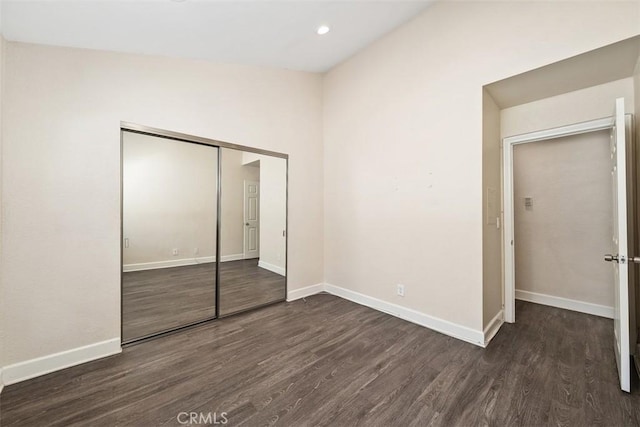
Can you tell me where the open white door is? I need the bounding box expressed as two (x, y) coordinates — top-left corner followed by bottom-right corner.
(605, 97), (631, 393)
(244, 180), (260, 259)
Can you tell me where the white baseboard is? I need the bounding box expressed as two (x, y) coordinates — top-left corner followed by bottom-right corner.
(258, 260), (285, 276)
(221, 254), (244, 262)
(515, 289), (613, 319)
(123, 254), (246, 272)
(123, 256), (215, 272)
(287, 283), (325, 302)
(483, 310), (504, 346)
(324, 283), (485, 347)
(2, 338), (121, 386)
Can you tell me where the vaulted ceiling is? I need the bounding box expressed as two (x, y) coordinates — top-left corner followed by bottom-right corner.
(1, 0), (434, 72)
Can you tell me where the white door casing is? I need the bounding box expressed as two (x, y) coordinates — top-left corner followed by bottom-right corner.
(502, 116), (615, 323)
(244, 180), (260, 259)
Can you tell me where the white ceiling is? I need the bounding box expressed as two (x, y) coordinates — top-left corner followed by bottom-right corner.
(1, 0), (434, 73)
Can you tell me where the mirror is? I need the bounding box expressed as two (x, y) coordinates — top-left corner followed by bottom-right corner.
(122, 131), (218, 342)
(121, 126), (288, 343)
(219, 148), (287, 316)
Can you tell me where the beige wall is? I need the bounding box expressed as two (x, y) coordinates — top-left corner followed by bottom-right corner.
(122, 131), (218, 267)
(2, 41), (323, 366)
(482, 89), (502, 328)
(513, 131), (613, 307)
(323, 1), (640, 332)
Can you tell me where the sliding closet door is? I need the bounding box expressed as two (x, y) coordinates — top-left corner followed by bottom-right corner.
(218, 148), (287, 316)
(121, 131), (218, 342)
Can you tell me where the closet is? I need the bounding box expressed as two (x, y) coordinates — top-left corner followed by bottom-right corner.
(121, 126), (287, 343)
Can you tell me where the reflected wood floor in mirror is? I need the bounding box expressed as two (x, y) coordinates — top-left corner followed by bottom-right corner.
(122, 263), (217, 341)
(219, 259), (286, 317)
(3, 297), (640, 426)
(122, 259), (285, 341)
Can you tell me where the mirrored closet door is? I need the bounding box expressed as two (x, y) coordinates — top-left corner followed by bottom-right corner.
(121, 126), (288, 344)
(218, 148), (287, 316)
(121, 130), (218, 342)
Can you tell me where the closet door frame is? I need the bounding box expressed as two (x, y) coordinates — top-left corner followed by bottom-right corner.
(120, 122), (288, 345)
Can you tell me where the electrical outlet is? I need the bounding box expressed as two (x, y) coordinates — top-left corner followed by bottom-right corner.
(172, 248), (179, 256)
(194, 247), (199, 255)
(397, 284), (405, 297)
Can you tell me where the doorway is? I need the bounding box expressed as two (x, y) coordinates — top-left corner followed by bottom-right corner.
(512, 129), (613, 316)
(502, 103), (636, 391)
(502, 115), (631, 321)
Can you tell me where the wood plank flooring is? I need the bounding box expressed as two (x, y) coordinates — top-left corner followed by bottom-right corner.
(2, 296), (640, 426)
(122, 259), (285, 341)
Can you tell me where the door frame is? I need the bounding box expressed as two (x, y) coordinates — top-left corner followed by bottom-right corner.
(502, 116), (616, 323)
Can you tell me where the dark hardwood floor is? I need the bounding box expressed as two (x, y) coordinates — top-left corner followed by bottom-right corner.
(2, 296), (640, 426)
(122, 259), (285, 341)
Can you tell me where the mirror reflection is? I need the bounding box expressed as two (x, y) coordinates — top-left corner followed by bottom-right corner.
(122, 131), (218, 342)
(219, 148), (287, 316)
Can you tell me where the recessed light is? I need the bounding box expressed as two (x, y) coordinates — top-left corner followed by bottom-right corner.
(317, 25), (330, 36)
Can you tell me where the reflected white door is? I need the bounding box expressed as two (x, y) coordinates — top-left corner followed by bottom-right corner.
(607, 98), (631, 392)
(244, 180), (260, 259)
